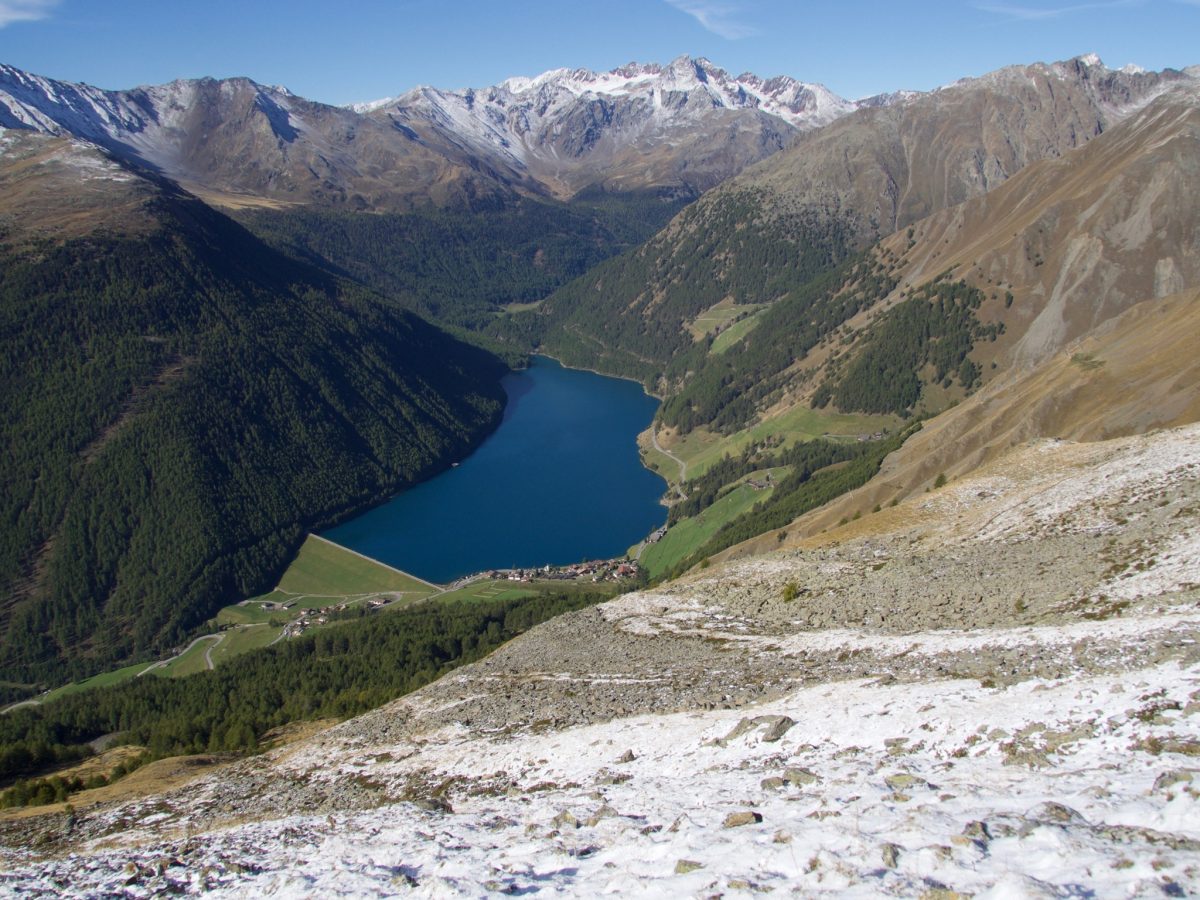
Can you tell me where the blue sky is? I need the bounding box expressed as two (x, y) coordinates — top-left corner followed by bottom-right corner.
(0, 0), (1196, 105)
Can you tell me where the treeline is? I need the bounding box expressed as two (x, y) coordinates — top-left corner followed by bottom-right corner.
(1, 752), (149, 809)
(239, 191), (688, 331)
(815, 277), (1003, 415)
(498, 190), (856, 382)
(0, 589), (609, 800)
(0, 190), (507, 686)
(657, 254), (899, 433)
(662, 427), (919, 580)
(668, 437), (866, 526)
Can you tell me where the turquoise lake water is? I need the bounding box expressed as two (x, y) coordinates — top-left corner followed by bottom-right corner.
(321, 356), (668, 583)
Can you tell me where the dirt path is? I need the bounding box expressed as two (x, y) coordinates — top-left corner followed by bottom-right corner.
(650, 428), (688, 501)
(0, 699), (41, 715)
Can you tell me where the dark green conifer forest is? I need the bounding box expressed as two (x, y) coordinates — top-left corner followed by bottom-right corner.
(0, 189), (507, 687)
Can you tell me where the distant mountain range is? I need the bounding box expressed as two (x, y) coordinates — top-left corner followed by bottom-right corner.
(0, 56), (904, 207)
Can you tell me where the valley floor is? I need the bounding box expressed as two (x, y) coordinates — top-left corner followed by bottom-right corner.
(2, 425), (1199, 897)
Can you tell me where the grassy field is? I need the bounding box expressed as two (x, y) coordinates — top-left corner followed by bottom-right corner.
(710, 310), (764, 354)
(152, 635), (221, 679)
(669, 406), (900, 480)
(639, 469), (785, 578)
(216, 598), (286, 627)
(29, 537), (622, 701)
(41, 661), (157, 703)
(218, 535), (439, 627)
(432, 580), (539, 606)
(686, 300), (765, 341)
(638, 430), (684, 485)
(207, 625), (281, 667)
(278, 535), (438, 596)
(429, 577), (614, 608)
(502, 299), (545, 314)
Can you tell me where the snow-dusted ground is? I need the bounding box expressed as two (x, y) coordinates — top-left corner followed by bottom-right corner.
(4, 648), (1197, 897)
(3, 426), (1199, 897)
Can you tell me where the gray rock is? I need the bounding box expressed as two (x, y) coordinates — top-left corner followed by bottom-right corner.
(723, 810), (763, 828)
(783, 767), (819, 787)
(759, 715), (797, 743)
(552, 810), (579, 830)
(884, 772), (929, 791)
(1154, 769), (1198, 792)
(1025, 801), (1085, 824)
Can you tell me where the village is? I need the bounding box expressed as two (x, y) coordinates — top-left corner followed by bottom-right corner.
(483, 557), (641, 584)
(269, 596), (393, 640)
(270, 557), (644, 639)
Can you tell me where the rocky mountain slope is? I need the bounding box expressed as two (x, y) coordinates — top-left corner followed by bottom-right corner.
(720, 54), (1192, 244)
(715, 81), (1200, 549)
(3, 422), (1197, 896)
(0, 62), (530, 209)
(0, 56), (866, 208)
(523, 56), (1195, 380)
(363, 56), (861, 198)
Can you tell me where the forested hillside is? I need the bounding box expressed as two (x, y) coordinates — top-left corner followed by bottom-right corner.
(0, 176), (507, 689)
(496, 190), (856, 383)
(238, 191), (688, 331)
(0, 588), (608, 801)
(496, 59), (1184, 405)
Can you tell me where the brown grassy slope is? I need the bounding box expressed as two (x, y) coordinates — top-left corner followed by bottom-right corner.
(0, 133), (158, 242)
(685, 59), (1188, 247)
(782, 288), (1200, 544)
(713, 90), (1200, 561)
(892, 91), (1200, 368)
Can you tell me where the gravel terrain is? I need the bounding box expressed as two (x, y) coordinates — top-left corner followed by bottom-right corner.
(1, 425), (1198, 896)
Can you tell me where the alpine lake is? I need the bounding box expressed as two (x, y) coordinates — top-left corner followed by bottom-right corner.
(321, 356), (668, 584)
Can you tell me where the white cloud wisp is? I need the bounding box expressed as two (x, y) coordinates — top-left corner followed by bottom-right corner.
(0, 0), (59, 29)
(664, 0), (759, 39)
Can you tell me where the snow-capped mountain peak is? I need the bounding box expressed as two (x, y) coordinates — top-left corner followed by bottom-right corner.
(356, 56), (856, 130)
(341, 55), (864, 197)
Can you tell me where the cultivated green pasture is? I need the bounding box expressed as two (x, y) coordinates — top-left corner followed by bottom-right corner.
(278, 535), (439, 596)
(152, 636), (221, 679)
(42, 661), (157, 703)
(208, 625), (281, 667)
(640, 469), (785, 578)
(710, 309), (764, 354)
(686, 300), (765, 341)
(218, 536), (438, 628)
(670, 407), (900, 480)
(30, 537), (619, 701)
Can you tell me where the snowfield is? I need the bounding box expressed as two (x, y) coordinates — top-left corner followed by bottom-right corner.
(3, 652), (1198, 897)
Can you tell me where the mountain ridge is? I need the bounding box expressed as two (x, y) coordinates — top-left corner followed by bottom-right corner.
(0, 54), (914, 207)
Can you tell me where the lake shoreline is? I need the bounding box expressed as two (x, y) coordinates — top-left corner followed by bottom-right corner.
(526, 352), (662, 399)
(321, 356), (668, 583)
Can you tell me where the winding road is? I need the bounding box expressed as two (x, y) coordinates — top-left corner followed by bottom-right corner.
(138, 633), (223, 676)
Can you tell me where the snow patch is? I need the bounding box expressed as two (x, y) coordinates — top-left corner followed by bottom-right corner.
(9, 657), (1199, 896)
